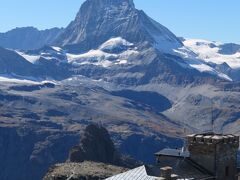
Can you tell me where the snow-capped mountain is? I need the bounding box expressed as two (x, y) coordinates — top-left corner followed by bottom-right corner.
(184, 39), (240, 69)
(1, 1), (240, 180)
(0, 47), (35, 76)
(54, 0), (183, 53)
(0, 0), (237, 83)
(0, 0), (231, 84)
(183, 38), (240, 81)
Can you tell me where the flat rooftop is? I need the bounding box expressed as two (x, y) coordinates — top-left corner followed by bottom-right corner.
(155, 148), (190, 158)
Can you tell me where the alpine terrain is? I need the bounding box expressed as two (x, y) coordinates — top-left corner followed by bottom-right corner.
(0, 0), (239, 179)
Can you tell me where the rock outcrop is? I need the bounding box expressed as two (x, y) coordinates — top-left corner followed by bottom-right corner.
(43, 124), (138, 180)
(69, 124), (119, 164)
(68, 124), (140, 168)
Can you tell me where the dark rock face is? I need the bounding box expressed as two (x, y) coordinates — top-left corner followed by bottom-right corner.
(54, 0), (182, 53)
(0, 47), (71, 80)
(111, 90), (172, 112)
(218, 43), (240, 55)
(69, 124), (119, 164)
(43, 124), (141, 180)
(0, 47), (35, 76)
(10, 83), (55, 92)
(0, 27), (63, 50)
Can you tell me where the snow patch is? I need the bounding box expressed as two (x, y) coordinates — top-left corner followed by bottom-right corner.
(99, 37), (133, 50)
(116, 60), (128, 65)
(51, 46), (62, 52)
(0, 76), (38, 84)
(0, 75), (57, 84)
(16, 51), (40, 64)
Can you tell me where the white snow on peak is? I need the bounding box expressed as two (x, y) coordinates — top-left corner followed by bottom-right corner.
(144, 16), (183, 54)
(16, 51), (40, 64)
(12, 35), (236, 82)
(183, 38), (240, 69)
(15, 37), (137, 68)
(67, 37), (138, 68)
(99, 37), (133, 50)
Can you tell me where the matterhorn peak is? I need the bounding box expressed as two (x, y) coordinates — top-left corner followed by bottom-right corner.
(55, 0), (182, 53)
(85, 0), (135, 8)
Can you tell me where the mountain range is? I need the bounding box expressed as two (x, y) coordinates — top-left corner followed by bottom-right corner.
(0, 0), (239, 179)
(0, 27), (63, 50)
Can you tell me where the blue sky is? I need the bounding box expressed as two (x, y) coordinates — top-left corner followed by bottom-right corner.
(0, 0), (239, 43)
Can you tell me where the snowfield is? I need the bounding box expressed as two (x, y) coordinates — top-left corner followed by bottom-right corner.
(16, 51), (40, 64)
(0, 75), (57, 84)
(183, 39), (240, 69)
(99, 37), (134, 51)
(15, 37), (139, 68)
(13, 36), (240, 82)
(51, 46), (63, 52)
(153, 37), (233, 81)
(67, 37), (139, 67)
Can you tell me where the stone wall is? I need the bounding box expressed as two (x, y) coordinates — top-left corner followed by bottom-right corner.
(187, 134), (239, 180)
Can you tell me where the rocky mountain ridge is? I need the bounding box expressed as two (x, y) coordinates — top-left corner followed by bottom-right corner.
(0, 27), (63, 50)
(54, 0), (182, 54)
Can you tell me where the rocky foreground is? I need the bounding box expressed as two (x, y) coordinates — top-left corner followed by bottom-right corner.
(43, 124), (138, 180)
(43, 161), (127, 180)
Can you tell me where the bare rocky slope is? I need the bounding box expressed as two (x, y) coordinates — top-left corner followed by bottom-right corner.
(43, 161), (127, 180)
(0, 80), (182, 180)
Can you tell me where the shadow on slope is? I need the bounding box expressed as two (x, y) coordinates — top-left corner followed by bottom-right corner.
(111, 90), (172, 112)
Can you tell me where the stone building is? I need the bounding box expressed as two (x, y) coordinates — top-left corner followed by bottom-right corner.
(187, 134), (239, 180)
(155, 133), (239, 180)
(107, 133), (239, 180)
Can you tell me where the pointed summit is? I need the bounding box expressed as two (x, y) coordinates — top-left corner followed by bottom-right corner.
(55, 0), (182, 53)
(82, 0), (135, 9)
